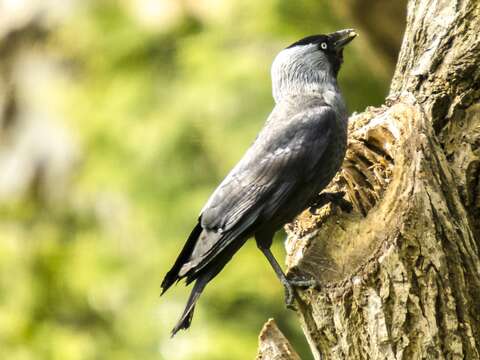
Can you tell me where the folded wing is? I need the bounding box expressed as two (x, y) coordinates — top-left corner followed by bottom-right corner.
(178, 105), (336, 279)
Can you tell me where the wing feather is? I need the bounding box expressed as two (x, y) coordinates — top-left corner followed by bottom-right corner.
(183, 105), (336, 276)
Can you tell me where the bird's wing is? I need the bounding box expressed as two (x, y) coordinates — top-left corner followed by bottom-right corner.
(180, 105), (336, 276)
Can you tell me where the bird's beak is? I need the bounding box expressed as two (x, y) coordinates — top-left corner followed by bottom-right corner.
(330, 29), (357, 51)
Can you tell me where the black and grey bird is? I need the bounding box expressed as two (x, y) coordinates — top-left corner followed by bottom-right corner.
(162, 29), (357, 336)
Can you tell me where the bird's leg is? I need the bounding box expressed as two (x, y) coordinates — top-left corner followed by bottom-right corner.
(258, 246), (316, 309)
(258, 247), (295, 308)
(309, 190), (353, 213)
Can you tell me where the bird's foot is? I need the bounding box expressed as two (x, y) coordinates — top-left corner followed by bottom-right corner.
(309, 191), (353, 214)
(332, 193), (353, 213)
(282, 274), (319, 310)
(283, 281), (296, 310)
(288, 272), (319, 289)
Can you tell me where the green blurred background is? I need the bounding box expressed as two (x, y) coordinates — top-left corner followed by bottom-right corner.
(0, 0), (406, 359)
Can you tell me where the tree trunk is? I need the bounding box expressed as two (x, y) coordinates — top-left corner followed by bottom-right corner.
(258, 0), (480, 358)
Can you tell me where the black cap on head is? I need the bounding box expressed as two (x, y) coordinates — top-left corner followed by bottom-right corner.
(285, 29), (357, 76)
(286, 29), (357, 52)
(286, 35), (329, 49)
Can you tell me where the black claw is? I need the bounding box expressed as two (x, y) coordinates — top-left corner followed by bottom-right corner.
(258, 246), (317, 310)
(289, 278), (317, 287)
(287, 274), (319, 289)
(282, 274), (320, 309)
(337, 198), (353, 213)
(284, 282), (295, 309)
(309, 191), (353, 213)
(281, 277), (298, 309)
(330, 191), (353, 213)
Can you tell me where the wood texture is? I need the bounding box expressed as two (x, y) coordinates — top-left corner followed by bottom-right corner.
(258, 0), (480, 358)
(256, 319), (301, 360)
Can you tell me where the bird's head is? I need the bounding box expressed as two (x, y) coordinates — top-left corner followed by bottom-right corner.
(271, 29), (357, 102)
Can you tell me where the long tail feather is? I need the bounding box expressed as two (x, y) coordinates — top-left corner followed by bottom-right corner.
(161, 222), (203, 295)
(171, 275), (209, 337)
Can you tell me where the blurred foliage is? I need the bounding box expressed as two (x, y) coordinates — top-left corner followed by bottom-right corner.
(0, 0), (396, 359)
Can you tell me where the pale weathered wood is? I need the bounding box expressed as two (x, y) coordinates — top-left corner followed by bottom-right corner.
(256, 319), (301, 360)
(258, 0), (480, 359)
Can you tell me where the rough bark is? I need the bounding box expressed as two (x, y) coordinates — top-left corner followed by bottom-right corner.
(258, 0), (480, 359)
(256, 319), (302, 360)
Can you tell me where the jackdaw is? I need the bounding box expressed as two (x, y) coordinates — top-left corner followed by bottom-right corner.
(162, 29), (357, 336)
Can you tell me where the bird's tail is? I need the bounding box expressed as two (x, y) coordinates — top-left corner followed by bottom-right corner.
(171, 274), (209, 337)
(161, 222), (203, 295)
